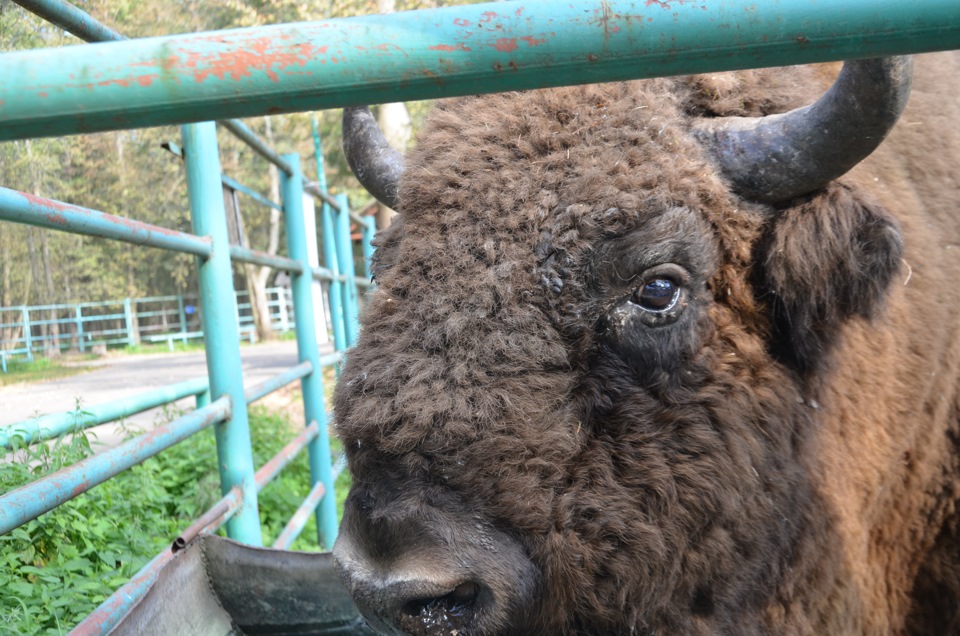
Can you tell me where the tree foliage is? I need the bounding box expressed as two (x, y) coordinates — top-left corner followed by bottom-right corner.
(0, 0), (480, 311)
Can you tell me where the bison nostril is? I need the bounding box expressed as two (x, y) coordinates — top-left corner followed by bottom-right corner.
(399, 581), (480, 632)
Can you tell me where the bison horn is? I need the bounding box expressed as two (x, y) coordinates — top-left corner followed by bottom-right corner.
(695, 56), (914, 203)
(342, 106), (406, 210)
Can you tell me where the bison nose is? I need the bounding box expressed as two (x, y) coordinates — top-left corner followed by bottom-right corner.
(336, 566), (482, 634)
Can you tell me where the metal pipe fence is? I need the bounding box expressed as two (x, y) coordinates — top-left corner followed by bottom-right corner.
(0, 0), (958, 634)
(0, 288), (297, 368)
(0, 2), (378, 630)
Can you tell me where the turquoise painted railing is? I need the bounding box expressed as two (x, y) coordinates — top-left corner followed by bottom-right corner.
(0, 289), (293, 368)
(0, 0), (958, 634)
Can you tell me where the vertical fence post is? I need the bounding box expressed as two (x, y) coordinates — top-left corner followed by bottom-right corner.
(362, 217), (376, 280)
(281, 153), (338, 549)
(276, 288), (290, 333)
(336, 193), (359, 347)
(177, 295), (188, 336)
(181, 121), (261, 546)
(321, 202), (347, 352)
(75, 305), (85, 353)
(21, 306), (33, 362)
(313, 121), (347, 353)
(123, 298), (136, 348)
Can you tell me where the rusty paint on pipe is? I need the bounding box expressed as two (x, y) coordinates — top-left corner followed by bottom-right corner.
(272, 480), (326, 550)
(69, 548), (174, 636)
(229, 244), (304, 274)
(71, 484), (240, 635)
(0, 186), (213, 257)
(2, 0), (959, 140)
(171, 486), (242, 553)
(244, 361), (314, 405)
(254, 421), (320, 493)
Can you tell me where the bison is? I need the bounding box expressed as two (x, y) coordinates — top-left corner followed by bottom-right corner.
(330, 51), (960, 635)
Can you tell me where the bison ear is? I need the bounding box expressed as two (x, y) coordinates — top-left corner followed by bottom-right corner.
(753, 183), (903, 375)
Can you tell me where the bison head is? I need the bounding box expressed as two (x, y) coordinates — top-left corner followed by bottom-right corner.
(332, 58), (911, 635)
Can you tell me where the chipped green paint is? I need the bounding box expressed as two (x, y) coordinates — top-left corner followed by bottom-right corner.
(2, 0), (959, 140)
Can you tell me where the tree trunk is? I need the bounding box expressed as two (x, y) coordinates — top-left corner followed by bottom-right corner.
(40, 230), (61, 357)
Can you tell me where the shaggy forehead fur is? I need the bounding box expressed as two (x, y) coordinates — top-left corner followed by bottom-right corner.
(338, 69), (817, 476)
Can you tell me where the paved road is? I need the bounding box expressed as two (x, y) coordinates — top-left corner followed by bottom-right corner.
(0, 340), (307, 448)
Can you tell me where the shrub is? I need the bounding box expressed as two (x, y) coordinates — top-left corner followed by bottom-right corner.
(0, 407), (346, 635)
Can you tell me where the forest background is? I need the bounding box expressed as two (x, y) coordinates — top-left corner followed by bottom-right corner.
(0, 0), (480, 346)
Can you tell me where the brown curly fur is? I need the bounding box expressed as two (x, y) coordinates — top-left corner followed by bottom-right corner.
(334, 52), (960, 635)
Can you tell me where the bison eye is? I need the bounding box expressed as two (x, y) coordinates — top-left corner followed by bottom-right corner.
(632, 278), (679, 312)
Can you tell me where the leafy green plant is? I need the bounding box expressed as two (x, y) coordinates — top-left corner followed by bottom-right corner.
(0, 407), (348, 635)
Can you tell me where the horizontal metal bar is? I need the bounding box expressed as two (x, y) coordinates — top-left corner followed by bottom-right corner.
(163, 142), (284, 212)
(349, 211), (367, 227)
(219, 119), (294, 176)
(228, 244), (303, 273)
(13, 0), (124, 43)
(0, 397), (230, 536)
(355, 276), (373, 289)
(244, 360), (313, 404)
(319, 351), (344, 368)
(221, 174), (282, 212)
(272, 480), (325, 550)
(311, 266), (342, 283)
(303, 183), (341, 212)
(254, 421), (320, 492)
(4, 0), (960, 140)
(71, 486), (241, 636)
(69, 546), (171, 636)
(0, 376), (210, 448)
(12, 0), (295, 179)
(171, 486), (242, 553)
(0, 186), (213, 257)
(332, 452), (347, 482)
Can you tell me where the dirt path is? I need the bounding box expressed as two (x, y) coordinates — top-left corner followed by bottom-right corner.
(0, 340), (315, 449)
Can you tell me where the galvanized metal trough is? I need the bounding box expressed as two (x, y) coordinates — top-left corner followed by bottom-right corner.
(108, 536), (373, 636)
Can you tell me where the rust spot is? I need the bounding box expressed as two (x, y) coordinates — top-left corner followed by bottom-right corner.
(493, 37), (518, 52)
(586, 53), (599, 62)
(97, 78), (133, 88)
(520, 36), (545, 47)
(42, 212), (68, 226)
(454, 18), (470, 27)
(645, 0), (696, 7)
(796, 35), (810, 44)
(479, 11), (498, 23)
(492, 62), (504, 72)
(38, 92), (48, 98)
(429, 43), (472, 52)
(508, 61), (519, 71)
(178, 38), (331, 83)
(515, 7), (524, 17)
(136, 75), (158, 87)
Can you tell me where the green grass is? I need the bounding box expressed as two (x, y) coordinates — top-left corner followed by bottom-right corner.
(119, 340), (208, 355)
(0, 358), (97, 387)
(0, 407), (350, 635)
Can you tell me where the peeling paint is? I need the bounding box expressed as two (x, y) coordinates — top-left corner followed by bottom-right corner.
(174, 39), (331, 83)
(429, 43), (472, 52)
(520, 36), (546, 47)
(493, 37), (519, 52)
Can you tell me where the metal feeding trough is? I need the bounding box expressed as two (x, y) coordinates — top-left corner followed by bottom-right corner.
(109, 535), (374, 635)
